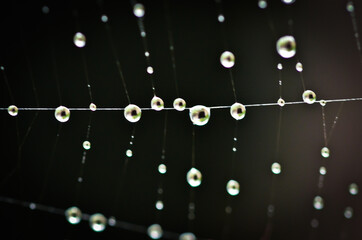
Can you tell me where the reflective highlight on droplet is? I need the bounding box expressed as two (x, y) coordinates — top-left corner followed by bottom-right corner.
(73, 32), (86, 48)
(347, 1), (354, 13)
(320, 100), (326, 106)
(179, 232), (197, 240)
(108, 216), (116, 226)
(101, 14), (108, 23)
(189, 105), (211, 126)
(147, 224), (163, 239)
(277, 63), (283, 70)
(226, 180), (240, 196)
(126, 149), (133, 157)
(158, 164), (167, 174)
(258, 0), (267, 9)
(151, 96), (164, 111)
(271, 162), (281, 174)
(65, 206), (82, 225)
(321, 147), (329, 158)
(230, 102), (246, 120)
(124, 104), (142, 123)
(319, 166), (327, 175)
(147, 66), (154, 74)
(173, 98), (186, 111)
(220, 51), (235, 68)
(90, 213), (107, 232)
(187, 168), (202, 187)
(349, 183), (358, 195)
(277, 98), (285, 107)
(282, 0), (296, 4)
(296, 62), (303, 72)
(218, 14), (225, 22)
(55, 106), (70, 122)
(313, 196), (324, 210)
(89, 103), (97, 111)
(344, 207), (353, 219)
(302, 90), (316, 104)
(155, 200), (164, 210)
(276, 35), (296, 58)
(133, 3), (145, 18)
(83, 141), (91, 150)
(8, 105), (18, 116)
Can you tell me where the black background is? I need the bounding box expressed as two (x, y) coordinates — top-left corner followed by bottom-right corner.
(1, 0), (362, 239)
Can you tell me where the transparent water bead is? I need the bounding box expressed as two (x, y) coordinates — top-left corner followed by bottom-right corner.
(271, 162), (281, 174)
(73, 32), (86, 48)
(65, 206), (82, 225)
(220, 51), (235, 68)
(126, 149), (133, 157)
(155, 200), (164, 210)
(296, 62), (303, 72)
(230, 102), (246, 120)
(347, 1), (354, 13)
(321, 147), (329, 158)
(311, 218), (319, 228)
(218, 14), (225, 23)
(173, 98), (186, 111)
(101, 14), (108, 23)
(147, 66), (154, 74)
(108, 216), (116, 226)
(320, 100), (326, 106)
(151, 96), (164, 111)
(187, 168), (202, 187)
(83, 141), (91, 150)
(277, 63), (283, 70)
(89, 213), (107, 232)
(55, 106), (70, 122)
(133, 3), (145, 18)
(277, 98), (285, 107)
(89, 103), (97, 111)
(313, 196), (324, 210)
(319, 166), (327, 175)
(302, 90), (316, 104)
(189, 105), (211, 126)
(344, 207), (353, 219)
(158, 164), (167, 174)
(276, 35), (296, 58)
(226, 180), (240, 196)
(179, 232), (197, 240)
(8, 105), (18, 116)
(124, 104), (142, 123)
(282, 0), (296, 4)
(258, 0), (267, 9)
(349, 183), (358, 195)
(147, 224), (163, 239)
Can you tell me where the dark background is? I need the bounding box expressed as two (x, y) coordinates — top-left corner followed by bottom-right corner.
(1, 0), (362, 239)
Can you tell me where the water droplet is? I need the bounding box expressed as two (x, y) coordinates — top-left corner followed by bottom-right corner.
(108, 216), (116, 226)
(319, 166), (327, 175)
(141, 31), (146, 37)
(147, 66), (154, 74)
(230, 102), (246, 120)
(220, 51), (235, 68)
(267, 204), (275, 217)
(124, 104), (142, 123)
(234, 137), (237, 141)
(173, 98), (186, 111)
(226, 180), (240, 196)
(65, 206), (82, 225)
(258, 0), (267, 9)
(147, 224), (163, 239)
(232, 147), (237, 152)
(310, 218), (319, 228)
(145, 51), (150, 57)
(101, 14), (108, 22)
(271, 162), (281, 174)
(133, 3), (145, 18)
(321, 147), (329, 158)
(277, 98), (285, 107)
(155, 200), (164, 210)
(151, 96), (164, 111)
(277, 63), (283, 70)
(225, 206), (232, 214)
(296, 62), (303, 72)
(189, 105), (211, 126)
(179, 232), (196, 240)
(158, 164), (167, 174)
(42, 6), (49, 14)
(320, 100), (326, 106)
(78, 177), (83, 182)
(83, 141), (91, 150)
(349, 183), (358, 195)
(29, 203), (36, 210)
(55, 106), (70, 122)
(313, 196), (324, 210)
(8, 105), (18, 116)
(282, 0), (296, 4)
(89, 103), (97, 111)
(302, 90), (316, 104)
(344, 207), (353, 219)
(218, 14), (225, 22)
(126, 149), (133, 157)
(276, 35), (296, 58)
(89, 213), (107, 232)
(347, 1), (354, 12)
(187, 168), (202, 187)
(73, 32), (86, 48)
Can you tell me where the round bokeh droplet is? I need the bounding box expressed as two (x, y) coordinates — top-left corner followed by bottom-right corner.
(83, 141), (91, 150)
(155, 200), (164, 210)
(271, 162), (281, 174)
(349, 183), (358, 195)
(89, 103), (97, 111)
(258, 0), (267, 9)
(126, 149), (133, 157)
(133, 3), (145, 18)
(319, 166), (327, 175)
(220, 51), (235, 68)
(226, 180), (240, 196)
(65, 206), (82, 225)
(187, 168), (202, 187)
(296, 62), (303, 72)
(189, 105), (211, 126)
(73, 32), (86, 48)
(277, 98), (285, 107)
(179, 232), (197, 240)
(173, 98), (186, 111)
(147, 224), (163, 239)
(124, 104), (142, 123)
(321, 147), (330, 158)
(344, 207), (353, 219)
(230, 102), (246, 120)
(158, 164), (167, 174)
(8, 105), (18, 116)
(302, 90), (316, 104)
(89, 213), (107, 232)
(151, 96), (164, 111)
(320, 100), (326, 106)
(276, 35), (296, 58)
(55, 106), (70, 122)
(313, 196), (324, 210)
